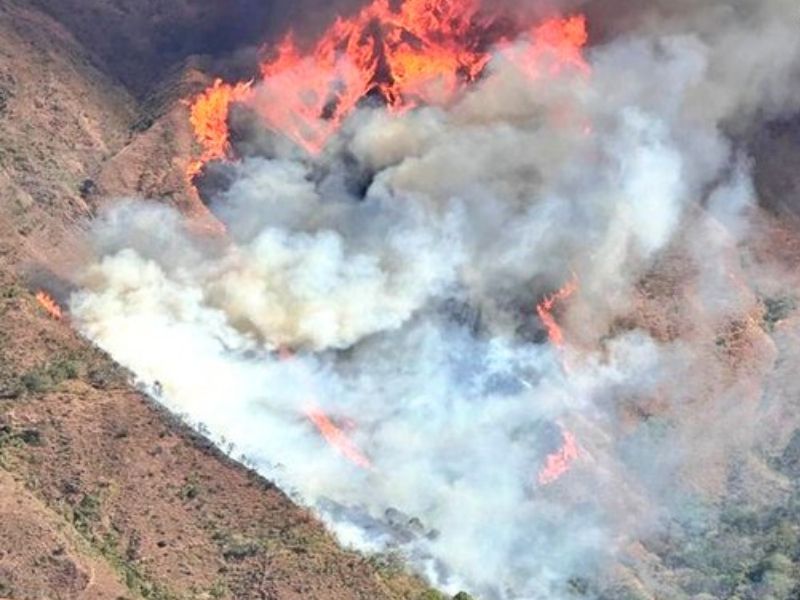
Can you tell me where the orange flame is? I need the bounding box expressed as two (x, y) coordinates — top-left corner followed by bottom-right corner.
(186, 3), (589, 167)
(503, 14), (590, 79)
(186, 78), (253, 180)
(537, 428), (579, 486)
(304, 404), (373, 470)
(277, 346), (372, 470)
(536, 277), (579, 348)
(250, 0), (492, 153)
(35, 291), (63, 320)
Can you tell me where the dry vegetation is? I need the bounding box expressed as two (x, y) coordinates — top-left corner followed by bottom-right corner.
(1, 0), (800, 598)
(0, 0), (443, 597)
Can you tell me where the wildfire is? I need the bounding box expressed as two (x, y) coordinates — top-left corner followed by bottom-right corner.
(537, 428), (579, 486)
(304, 404), (373, 470)
(35, 291), (63, 320)
(186, 78), (253, 180)
(277, 347), (372, 470)
(186, 2), (588, 172)
(536, 277), (579, 348)
(504, 13), (590, 79)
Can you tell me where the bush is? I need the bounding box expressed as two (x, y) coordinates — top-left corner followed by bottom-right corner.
(21, 369), (54, 393)
(49, 358), (79, 381)
(763, 296), (797, 331)
(73, 493), (101, 533)
(418, 591), (448, 600)
(221, 535), (260, 561)
(20, 356), (82, 394)
(0, 376), (23, 399)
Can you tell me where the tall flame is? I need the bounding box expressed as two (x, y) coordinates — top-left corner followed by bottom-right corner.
(251, 0), (491, 154)
(186, 3), (588, 174)
(35, 291), (63, 320)
(186, 79), (253, 180)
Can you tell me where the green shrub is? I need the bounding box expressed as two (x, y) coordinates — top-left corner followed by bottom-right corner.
(21, 369), (54, 393)
(49, 358), (79, 381)
(20, 356), (82, 394)
(73, 493), (101, 533)
(221, 534), (260, 561)
(418, 590), (448, 600)
(763, 296), (797, 331)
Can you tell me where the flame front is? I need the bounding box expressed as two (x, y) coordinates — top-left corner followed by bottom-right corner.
(35, 291), (63, 320)
(186, 3), (588, 174)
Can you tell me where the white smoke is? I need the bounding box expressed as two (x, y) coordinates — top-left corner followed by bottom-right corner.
(68, 2), (800, 598)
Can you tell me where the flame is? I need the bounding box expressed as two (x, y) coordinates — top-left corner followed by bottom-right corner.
(304, 404), (373, 470)
(536, 276), (579, 348)
(278, 346), (372, 470)
(537, 428), (579, 486)
(503, 14), (590, 79)
(35, 291), (63, 320)
(251, 0), (491, 153)
(186, 3), (589, 166)
(186, 78), (253, 180)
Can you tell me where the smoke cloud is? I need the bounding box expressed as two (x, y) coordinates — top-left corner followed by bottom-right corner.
(68, 1), (800, 598)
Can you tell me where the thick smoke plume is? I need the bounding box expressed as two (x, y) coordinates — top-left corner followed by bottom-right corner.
(68, 1), (800, 598)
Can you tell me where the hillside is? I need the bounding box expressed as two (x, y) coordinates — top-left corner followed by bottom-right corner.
(0, 1), (431, 598)
(2, 0), (800, 599)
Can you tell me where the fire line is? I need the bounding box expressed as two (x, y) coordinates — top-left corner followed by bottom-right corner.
(537, 428), (580, 486)
(186, 3), (588, 178)
(35, 291), (64, 321)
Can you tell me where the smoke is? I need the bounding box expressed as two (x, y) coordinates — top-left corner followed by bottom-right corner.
(68, 1), (800, 598)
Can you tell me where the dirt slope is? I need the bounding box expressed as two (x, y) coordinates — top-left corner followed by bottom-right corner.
(0, 267), (427, 599)
(28, 0), (273, 97)
(0, 1), (431, 598)
(3, 0), (800, 598)
(0, 0), (135, 273)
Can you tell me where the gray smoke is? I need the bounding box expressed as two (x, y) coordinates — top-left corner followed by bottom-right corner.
(68, 1), (800, 598)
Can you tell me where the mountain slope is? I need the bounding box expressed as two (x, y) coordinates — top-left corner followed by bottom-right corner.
(0, 1), (430, 598)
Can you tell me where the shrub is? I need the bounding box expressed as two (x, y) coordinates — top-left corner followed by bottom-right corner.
(418, 591), (448, 600)
(21, 369), (54, 393)
(73, 493), (101, 533)
(20, 355), (82, 394)
(221, 535), (260, 561)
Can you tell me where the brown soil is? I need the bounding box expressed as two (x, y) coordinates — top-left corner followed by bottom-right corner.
(0, 1), (430, 598)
